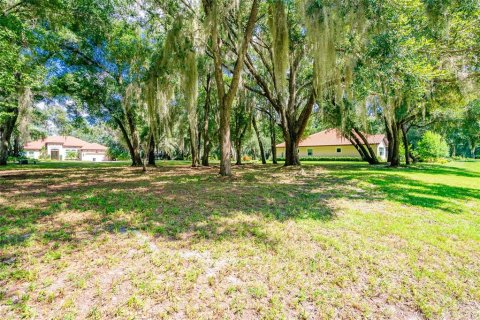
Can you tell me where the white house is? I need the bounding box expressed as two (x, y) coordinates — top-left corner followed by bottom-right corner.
(23, 136), (108, 162)
(276, 129), (388, 161)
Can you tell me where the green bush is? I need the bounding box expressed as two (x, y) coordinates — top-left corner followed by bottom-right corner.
(276, 156), (364, 162)
(65, 150), (79, 160)
(417, 131), (449, 162)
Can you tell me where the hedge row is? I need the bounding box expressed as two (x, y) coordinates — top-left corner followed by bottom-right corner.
(276, 157), (364, 162)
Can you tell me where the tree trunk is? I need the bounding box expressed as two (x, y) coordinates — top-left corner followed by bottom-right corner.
(13, 134), (20, 157)
(235, 143), (242, 165)
(385, 117), (393, 163)
(389, 123), (401, 167)
(252, 115), (266, 164)
(472, 145), (477, 159)
(269, 110), (277, 164)
(125, 110), (142, 166)
(401, 124), (410, 165)
(201, 74), (212, 166)
(352, 128), (379, 165)
(115, 117), (142, 166)
(348, 133), (378, 164)
(189, 125), (200, 167)
(210, 0), (259, 176)
(148, 135), (155, 166)
(284, 136), (300, 166)
(0, 108), (19, 166)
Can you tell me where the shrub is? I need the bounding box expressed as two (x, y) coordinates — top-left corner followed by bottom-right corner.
(417, 131), (449, 162)
(276, 157), (364, 162)
(65, 150), (79, 160)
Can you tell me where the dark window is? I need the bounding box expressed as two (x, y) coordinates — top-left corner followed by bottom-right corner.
(307, 149), (313, 156)
(336, 148), (342, 153)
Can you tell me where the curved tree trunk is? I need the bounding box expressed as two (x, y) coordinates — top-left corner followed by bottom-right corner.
(114, 117), (142, 166)
(347, 132), (378, 165)
(352, 128), (379, 165)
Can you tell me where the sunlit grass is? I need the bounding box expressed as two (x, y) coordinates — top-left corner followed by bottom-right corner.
(0, 160), (479, 319)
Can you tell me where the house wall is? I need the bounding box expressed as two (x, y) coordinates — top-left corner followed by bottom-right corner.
(25, 150), (40, 159)
(377, 141), (387, 161)
(277, 144), (383, 159)
(81, 152), (105, 162)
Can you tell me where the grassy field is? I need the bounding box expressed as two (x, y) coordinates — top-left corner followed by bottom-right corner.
(0, 160), (479, 319)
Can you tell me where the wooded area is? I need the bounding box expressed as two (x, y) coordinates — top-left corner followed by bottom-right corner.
(1, 0), (479, 171)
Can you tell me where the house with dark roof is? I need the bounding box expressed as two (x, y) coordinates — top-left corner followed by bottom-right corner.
(23, 136), (108, 161)
(276, 128), (388, 160)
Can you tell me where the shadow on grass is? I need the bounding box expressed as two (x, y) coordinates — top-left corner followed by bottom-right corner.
(1, 162), (479, 251)
(0, 164), (336, 249)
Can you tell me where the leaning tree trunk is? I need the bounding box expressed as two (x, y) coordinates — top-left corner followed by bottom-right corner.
(252, 115), (266, 164)
(348, 132), (378, 165)
(125, 111), (143, 166)
(114, 117), (142, 166)
(352, 128), (379, 165)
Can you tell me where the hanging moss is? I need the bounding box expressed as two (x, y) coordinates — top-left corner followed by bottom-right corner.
(268, 0), (290, 92)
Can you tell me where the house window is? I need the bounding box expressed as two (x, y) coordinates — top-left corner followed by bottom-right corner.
(379, 147), (385, 157)
(281, 152), (284, 158)
(336, 148), (342, 153)
(307, 149), (313, 156)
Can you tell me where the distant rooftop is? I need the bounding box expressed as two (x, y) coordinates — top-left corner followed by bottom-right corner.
(276, 129), (386, 148)
(24, 136), (108, 151)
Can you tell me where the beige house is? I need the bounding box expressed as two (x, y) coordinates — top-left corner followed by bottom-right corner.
(24, 136), (108, 161)
(276, 129), (388, 160)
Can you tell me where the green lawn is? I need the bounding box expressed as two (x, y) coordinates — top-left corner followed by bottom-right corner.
(0, 161), (479, 319)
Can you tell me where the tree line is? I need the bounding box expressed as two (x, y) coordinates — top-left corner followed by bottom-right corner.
(1, 0), (479, 172)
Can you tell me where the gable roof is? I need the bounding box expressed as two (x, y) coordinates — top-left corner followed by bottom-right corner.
(276, 129), (386, 148)
(24, 136), (107, 151)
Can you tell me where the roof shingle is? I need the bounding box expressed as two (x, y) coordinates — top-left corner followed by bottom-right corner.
(24, 136), (107, 151)
(276, 129), (386, 147)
